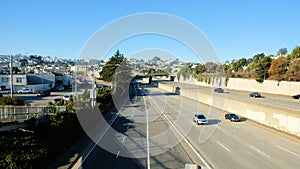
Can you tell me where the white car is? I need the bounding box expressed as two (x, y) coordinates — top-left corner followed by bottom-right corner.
(0, 89), (11, 94)
(193, 114), (208, 125)
(63, 94), (73, 101)
(18, 88), (33, 94)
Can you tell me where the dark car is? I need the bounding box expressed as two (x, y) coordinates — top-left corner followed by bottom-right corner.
(37, 90), (51, 97)
(291, 94), (300, 99)
(53, 97), (64, 103)
(249, 92), (261, 98)
(225, 113), (240, 122)
(214, 88), (224, 93)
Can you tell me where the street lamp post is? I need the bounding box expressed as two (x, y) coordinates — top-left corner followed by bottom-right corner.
(10, 55), (13, 97)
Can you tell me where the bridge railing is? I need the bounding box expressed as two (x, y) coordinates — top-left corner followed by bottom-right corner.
(0, 106), (66, 122)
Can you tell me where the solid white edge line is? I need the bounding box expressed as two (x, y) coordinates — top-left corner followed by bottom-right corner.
(149, 97), (212, 169)
(216, 141), (231, 152)
(74, 113), (119, 169)
(143, 92), (151, 169)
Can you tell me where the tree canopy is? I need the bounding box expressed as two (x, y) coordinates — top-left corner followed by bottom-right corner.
(99, 50), (125, 82)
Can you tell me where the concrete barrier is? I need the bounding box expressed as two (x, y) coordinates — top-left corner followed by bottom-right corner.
(176, 75), (300, 96)
(158, 83), (300, 137)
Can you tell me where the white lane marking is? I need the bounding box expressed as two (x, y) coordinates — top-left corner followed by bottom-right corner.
(74, 113), (119, 169)
(122, 136), (126, 142)
(116, 151), (120, 158)
(153, 103), (212, 169)
(217, 141), (231, 152)
(276, 145), (300, 158)
(143, 93), (151, 169)
(250, 146), (270, 158)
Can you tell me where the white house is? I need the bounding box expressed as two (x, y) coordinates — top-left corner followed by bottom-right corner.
(0, 73), (55, 93)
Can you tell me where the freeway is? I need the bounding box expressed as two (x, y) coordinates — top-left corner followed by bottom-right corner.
(76, 85), (300, 169)
(161, 81), (300, 112)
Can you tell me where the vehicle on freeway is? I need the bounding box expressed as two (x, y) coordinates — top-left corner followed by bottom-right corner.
(53, 97), (64, 104)
(18, 88), (33, 94)
(0, 88), (11, 94)
(37, 90), (51, 97)
(63, 94), (73, 101)
(185, 164), (202, 169)
(291, 94), (300, 99)
(214, 87), (224, 93)
(225, 113), (240, 122)
(193, 114), (208, 125)
(249, 92), (261, 98)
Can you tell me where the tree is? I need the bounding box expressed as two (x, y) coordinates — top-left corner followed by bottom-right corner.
(254, 56), (272, 82)
(12, 67), (21, 74)
(277, 48), (288, 56)
(268, 56), (288, 80)
(253, 53), (265, 63)
(20, 59), (28, 67)
(232, 58), (247, 72)
(286, 59), (300, 81)
(195, 64), (206, 74)
(99, 50), (124, 82)
(177, 65), (192, 81)
(288, 46), (300, 60)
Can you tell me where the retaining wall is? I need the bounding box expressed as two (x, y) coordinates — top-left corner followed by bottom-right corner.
(176, 76), (300, 96)
(159, 83), (300, 137)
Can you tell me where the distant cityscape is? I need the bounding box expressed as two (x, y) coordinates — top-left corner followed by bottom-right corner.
(0, 54), (187, 93)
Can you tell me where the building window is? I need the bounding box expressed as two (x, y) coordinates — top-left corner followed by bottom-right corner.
(16, 78), (24, 83)
(1, 77), (9, 83)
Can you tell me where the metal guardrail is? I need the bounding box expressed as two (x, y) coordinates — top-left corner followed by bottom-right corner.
(0, 106), (66, 122)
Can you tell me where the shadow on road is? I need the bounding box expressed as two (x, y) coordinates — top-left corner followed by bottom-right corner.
(239, 117), (248, 122)
(207, 119), (221, 125)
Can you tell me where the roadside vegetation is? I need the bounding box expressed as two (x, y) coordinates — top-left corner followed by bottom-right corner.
(0, 86), (114, 169)
(0, 96), (25, 105)
(177, 46), (300, 83)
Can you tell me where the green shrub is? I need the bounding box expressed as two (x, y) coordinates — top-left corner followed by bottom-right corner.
(0, 96), (25, 105)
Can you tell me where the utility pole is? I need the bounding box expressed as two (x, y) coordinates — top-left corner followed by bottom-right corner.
(42, 69), (44, 92)
(91, 67), (96, 108)
(10, 55), (13, 97)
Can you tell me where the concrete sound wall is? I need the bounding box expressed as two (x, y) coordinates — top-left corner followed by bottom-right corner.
(158, 83), (300, 137)
(226, 78), (300, 96)
(176, 76), (300, 96)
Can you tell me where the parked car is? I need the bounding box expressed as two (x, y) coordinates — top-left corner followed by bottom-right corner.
(37, 90), (51, 97)
(225, 113), (240, 122)
(291, 94), (300, 99)
(53, 97), (64, 104)
(193, 114), (208, 125)
(214, 88), (224, 93)
(18, 88), (33, 94)
(249, 92), (261, 98)
(63, 94), (73, 101)
(0, 89), (11, 94)
(56, 86), (65, 91)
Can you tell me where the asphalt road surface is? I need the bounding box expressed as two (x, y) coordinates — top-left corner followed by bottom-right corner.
(161, 81), (300, 112)
(76, 85), (300, 169)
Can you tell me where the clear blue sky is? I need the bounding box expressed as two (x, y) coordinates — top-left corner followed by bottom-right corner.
(0, 0), (299, 62)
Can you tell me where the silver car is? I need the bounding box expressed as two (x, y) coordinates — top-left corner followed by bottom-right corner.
(193, 114), (208, 125)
